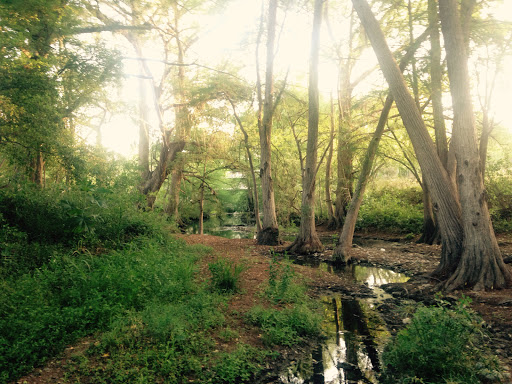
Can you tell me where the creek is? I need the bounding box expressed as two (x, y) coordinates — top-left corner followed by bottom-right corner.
(280, 264), (409, 384)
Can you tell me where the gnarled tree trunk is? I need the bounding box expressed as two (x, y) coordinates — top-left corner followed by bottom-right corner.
(439, 0), (511, 290)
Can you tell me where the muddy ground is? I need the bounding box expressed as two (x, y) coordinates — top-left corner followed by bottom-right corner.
(15, 228), (512, 383)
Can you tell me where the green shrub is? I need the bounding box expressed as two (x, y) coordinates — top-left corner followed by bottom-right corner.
(381, 298), (505, 384)
(356, 186), (423, 234)
(208, 257), (244, 293)
(265, 252), (306, 304)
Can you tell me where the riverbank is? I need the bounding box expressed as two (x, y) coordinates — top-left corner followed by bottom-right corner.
(14, 230), (512, 383)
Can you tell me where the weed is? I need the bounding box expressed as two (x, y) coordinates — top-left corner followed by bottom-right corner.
(206, 344), (271, 384)
(208, 257), (244, 294)
(265, 252), (305, 303)
(246, 304), (322, 346)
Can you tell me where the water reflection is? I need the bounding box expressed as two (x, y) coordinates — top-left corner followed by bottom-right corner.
(281, 265), (409, 384)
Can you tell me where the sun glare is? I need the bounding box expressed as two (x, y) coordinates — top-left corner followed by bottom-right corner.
(96, 0), (512, 156)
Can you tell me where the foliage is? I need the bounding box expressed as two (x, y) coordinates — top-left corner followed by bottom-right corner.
(381, 297), (505, 384)
(206, 344), (272, 384)
(356, 184), (424, 234)
(245, 254), (321, 346)
(208, 257), (245, 294)
(485, 164), (512, 232)
(0, 235), (214, 382)
(246, 304), (322, 346)
(265, 252), (306, 303)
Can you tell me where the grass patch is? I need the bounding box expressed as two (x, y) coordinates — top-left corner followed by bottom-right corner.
(0, 236), (214, 382)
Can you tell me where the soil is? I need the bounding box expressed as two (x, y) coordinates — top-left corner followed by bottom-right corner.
(14, 227), (512, 384)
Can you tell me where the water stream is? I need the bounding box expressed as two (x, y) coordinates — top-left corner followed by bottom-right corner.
(280, 265), (409, 384)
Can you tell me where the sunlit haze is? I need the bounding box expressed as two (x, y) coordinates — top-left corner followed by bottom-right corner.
(98, 0), (512, 157)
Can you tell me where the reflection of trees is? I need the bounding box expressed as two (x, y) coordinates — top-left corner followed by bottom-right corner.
(341, 299), (380, 373)
(353, 265), (409, 287)
(312, 344), (325, 384)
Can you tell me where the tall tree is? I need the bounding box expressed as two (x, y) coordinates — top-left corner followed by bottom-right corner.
(438, 0), (511, 290)
(350, 0), (464, 279)
(287, 0), (325, 254)
(333, 27), (431, 263)
(256, 0), (280, 245)
(352, 0), (511, 290)
(0, 0), (120, 186)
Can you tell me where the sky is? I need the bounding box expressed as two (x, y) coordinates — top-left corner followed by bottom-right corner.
(98, 0), (512, 157)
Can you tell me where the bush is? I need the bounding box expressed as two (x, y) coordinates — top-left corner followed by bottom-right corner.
(0, 237), (209, 382)
(207, 344), (270, 384)
(208, 257), (245, 294)
(356, 186), (423, 234)
(381, 298), (505, 384)
(265, 252), (306, 303)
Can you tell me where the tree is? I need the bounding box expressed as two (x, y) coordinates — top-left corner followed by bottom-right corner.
(438, 0), (511, 290)
(350, 0), (463, 277)
(334, 26), (431, 263)
(287, 0), (325, 255)
(0, 0), (121, 186)
(256, 0), (280, 245)
(351, 0), (511, 290)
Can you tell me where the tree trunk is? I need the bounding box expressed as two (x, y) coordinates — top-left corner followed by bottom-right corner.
(165, 166), (183, 218)
(333, 94), (390, 263)
(134, 41), (150, 183)
(287, 0), (324, 255)
(334, 62), (354, 229)
(428, 0), (448, 168)
(325, 95), (336, 229)
(417, 181), (437, 245)
(31, 150), (45, 187)
(256, 0), (280, 245)
(229, 100), (262, 232)
(351, 0), (464, 276)
(439, 0), (511, 290)
(333, 27), (432, 263)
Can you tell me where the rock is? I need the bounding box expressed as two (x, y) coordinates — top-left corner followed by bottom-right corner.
(497, 299), (512, 306)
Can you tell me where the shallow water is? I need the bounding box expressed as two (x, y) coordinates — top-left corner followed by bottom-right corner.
(280, 265), (409, 384)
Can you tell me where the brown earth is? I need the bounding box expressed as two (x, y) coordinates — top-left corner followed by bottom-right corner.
(14, 228), (512, 383)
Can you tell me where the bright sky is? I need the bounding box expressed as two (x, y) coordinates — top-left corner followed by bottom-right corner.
(98, 0), (512, 157)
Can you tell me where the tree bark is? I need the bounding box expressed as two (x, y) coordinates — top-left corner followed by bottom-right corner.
(140, 140), (186, 209)
(439, 0), (511, 290)
(428, 0), (448, 168)
(287, 0), (325, 255)
(351, 0), (464, 276)
(256, 0), (280, 245)
(334, 12), (356, 229)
